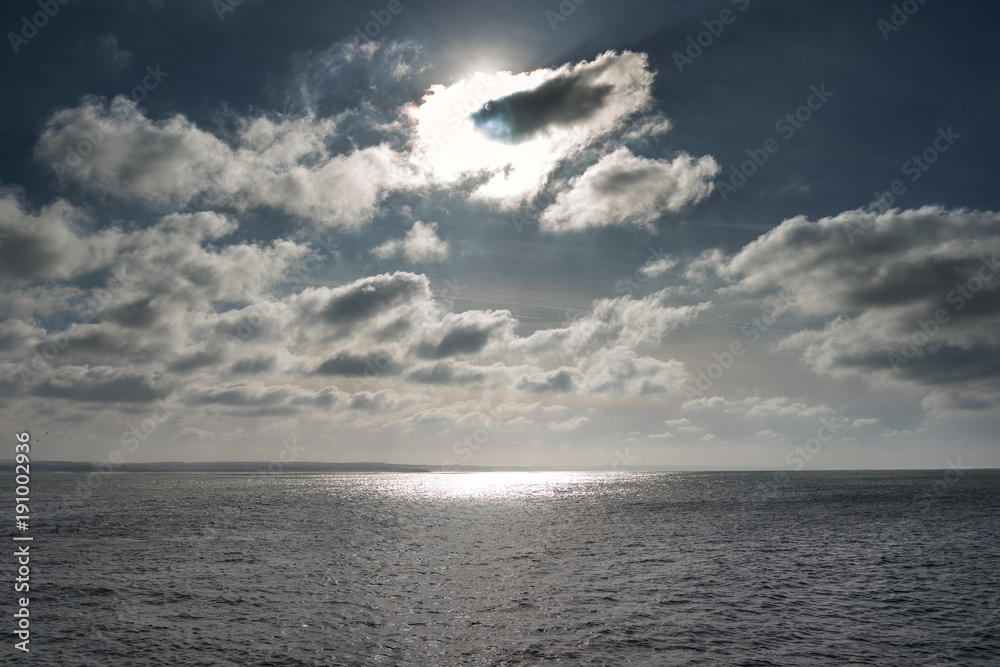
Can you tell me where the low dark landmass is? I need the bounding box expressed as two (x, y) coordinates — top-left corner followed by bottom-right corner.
(5, 460), (434, 473)
(3, 460), (721, 473)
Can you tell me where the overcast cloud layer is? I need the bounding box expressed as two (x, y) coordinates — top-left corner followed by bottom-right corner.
(1, 0), (998, 469)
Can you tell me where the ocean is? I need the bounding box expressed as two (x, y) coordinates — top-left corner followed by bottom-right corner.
(8, 470), (999, 665)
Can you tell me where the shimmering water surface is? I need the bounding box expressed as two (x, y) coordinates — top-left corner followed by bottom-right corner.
(9, 470), (1000, 665)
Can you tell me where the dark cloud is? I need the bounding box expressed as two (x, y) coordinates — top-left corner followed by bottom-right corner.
(371, 317), (413, 342)
(0, 378), (21, 400)
(0, 321), (41, 353)
(51, 328), (136, 358)
(316, 272), (428, 327)
(806, 338), (1000, 387)
(230, 356), (277, 374)
(183, 382), (344, 418)
(841, 258), (990, 310)
(591, 164), (663, 195)
(891, 345), (1000, 386)
(418, 326), (492, 359)
(406, 361), (486, 386)
(0, 230), (65, 278)
(104, 296), (160, 328)
(0, 192), (116, 280)
(471, 74), (613, 144)
(168, 350), (221, 373)
(314, 387), (340, 409)
(30, 369), (165, 403)
(315, 351), (396, 376)
(189, 385), (289, 407)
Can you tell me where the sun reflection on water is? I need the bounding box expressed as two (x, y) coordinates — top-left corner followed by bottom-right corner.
(350, 471), (634, 501)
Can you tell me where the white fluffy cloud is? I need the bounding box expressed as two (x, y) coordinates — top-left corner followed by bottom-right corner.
(539, 148), (719, 231)
(35, 96), (229, 205)
(578, 346), (687, 395)
(515, 290), (711, 362)
(34, 96), (417, 228)
(373, 221), (449, 263)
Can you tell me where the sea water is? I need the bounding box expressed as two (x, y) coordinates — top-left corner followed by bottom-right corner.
(8, 470), (999, 665)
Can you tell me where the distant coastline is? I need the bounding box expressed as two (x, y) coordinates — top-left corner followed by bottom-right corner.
(0, 460), (433, 474)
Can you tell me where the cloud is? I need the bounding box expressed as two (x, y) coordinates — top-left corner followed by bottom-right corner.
(683, 249), (727, 283)
(107, 212), (307, 314)
(754, 429), (788, 443)
(172, 427), (214, 443)
(641, 255), (676, 278)
(682, 395), (835, 419)
(348, 389), (419, 413)
(34, 95), (416, 228)
(0, 190), (121, 280)
(712, 205), (1000, 416)
(405, 360), (488, 387)
(34, 46), (706, 234)
(410, 51), (663, 204)
(168, 349), (223, 373)
(35, 96), (230, 206)
(0, 321), (46, 357)
(515, 367), (578, 393)
(315, 351), (397, 376)
(919, 388), (1000, 420)
(372, 221), (449, 263)
(188, 382), (300, 406)
(103, 296), (160, 329)
(539, 148), (719, 231)
(182, 380), (345, 416)
(516, 290), (710, 361)
(413, 309), (516, 360)
(80, 34), (132, 69)
(291, 40), (430, 117)
(579, 346), (687, 395)
(550, 416), (590, 431)
(292, 272), (434, 342)
(30, 366), (167, 403)
(720, 206), (1000, 314)
(230, 356), (277, 375)
(470, 71), (614, 143)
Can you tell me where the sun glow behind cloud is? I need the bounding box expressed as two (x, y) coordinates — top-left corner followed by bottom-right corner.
(409, 68), (561, 200)
(408, 51), (656, 205)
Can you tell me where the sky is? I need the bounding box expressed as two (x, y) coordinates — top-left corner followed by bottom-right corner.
(1, 0), (998, 470)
